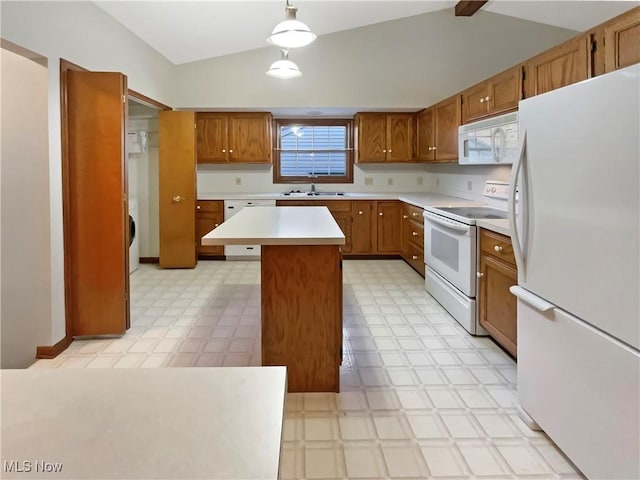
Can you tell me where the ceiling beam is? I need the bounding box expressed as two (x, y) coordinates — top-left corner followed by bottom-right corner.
(455, 1), (488, 16)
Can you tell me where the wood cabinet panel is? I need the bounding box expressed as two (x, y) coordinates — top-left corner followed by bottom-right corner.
(196, 201), (224, 257)
(376, 201), (402, 253)
(433, 95), (462, 162)
(479, 228), (516, 266)
(400, 203), (425, 276)
(604, 7), (640, 73)
(355, 113), (387, 162)
(416, 108), (435, 161)
(462, 65), (522, 124)
(386, 114), (414, 162)
(352, 201), (373, 254)
(404, 241), (425, 277)
(478, 254), (517, 357)
(228, 113), (272, 163)
(462, 82), (489, 124)
(524, 35), (591, 97)
(159, 111), (197, 268)
(332, 213), (353, 254)
(196, 114), (226, 163)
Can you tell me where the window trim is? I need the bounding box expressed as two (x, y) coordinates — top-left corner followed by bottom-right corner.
(273, 118), (354, 184)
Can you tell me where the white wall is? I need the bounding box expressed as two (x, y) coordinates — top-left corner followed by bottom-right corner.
(1, 1), (176, 344)
(427, 164), (512, 201)
(174, 9), (575, 110)
(1, 49), (51, 368)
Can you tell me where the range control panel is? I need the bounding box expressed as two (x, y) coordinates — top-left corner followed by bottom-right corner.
(483, 181), (510, 200)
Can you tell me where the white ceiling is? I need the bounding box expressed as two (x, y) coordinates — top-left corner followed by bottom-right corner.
(95, 1), (636, 65)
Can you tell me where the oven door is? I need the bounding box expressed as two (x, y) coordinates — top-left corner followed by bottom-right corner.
(423, 211), (476, 297)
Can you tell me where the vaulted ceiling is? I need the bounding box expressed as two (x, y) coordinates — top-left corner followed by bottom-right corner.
(95, 1), (636, 65)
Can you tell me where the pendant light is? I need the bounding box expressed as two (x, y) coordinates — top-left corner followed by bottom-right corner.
(266, 50), (302, 79)
(267, 0), (317, 49)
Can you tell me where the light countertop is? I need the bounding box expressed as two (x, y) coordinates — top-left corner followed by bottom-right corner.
(1, 367), (286, 480)
(476, 218), (511, 237)
(202, 206), (345, 246)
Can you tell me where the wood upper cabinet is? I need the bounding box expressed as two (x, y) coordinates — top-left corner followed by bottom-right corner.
(196, 201), (224, 257)
(524, 34), (592, 98)
(462, 65), (523, 123)
(355, 113), (414, 163)
(477, 229), (518, 358)
(196, 112), (272, 164)
(352, 201), (373, 254)
(433, 95), (462, 162)
(376, 201), (402, 253)
(603, 6), (640, 73)
(416, 107), (435, 161)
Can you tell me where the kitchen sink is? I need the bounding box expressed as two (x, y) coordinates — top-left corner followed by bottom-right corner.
(280, 191), (347, 197)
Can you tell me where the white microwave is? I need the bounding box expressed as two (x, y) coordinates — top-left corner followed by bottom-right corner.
(458, 111), (519, 165)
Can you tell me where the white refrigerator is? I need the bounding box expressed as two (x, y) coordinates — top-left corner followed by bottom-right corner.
(509, 64), (640, 480)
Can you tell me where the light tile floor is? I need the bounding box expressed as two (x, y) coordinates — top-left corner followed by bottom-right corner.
(31, 260), (582, 479)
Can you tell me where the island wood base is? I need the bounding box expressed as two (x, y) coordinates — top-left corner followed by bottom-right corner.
(261, 244), (343, 392)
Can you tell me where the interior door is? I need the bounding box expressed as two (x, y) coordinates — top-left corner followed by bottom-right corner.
(159, 111), (197, 268)
(66, 71), (129, 336)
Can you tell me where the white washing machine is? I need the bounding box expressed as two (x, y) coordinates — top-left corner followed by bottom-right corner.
(129, 198), (140, 273)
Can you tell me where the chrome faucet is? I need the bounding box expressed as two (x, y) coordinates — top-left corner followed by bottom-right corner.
(310, 183), (316, 194)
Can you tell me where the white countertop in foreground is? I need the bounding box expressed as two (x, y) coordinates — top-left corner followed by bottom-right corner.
(2, 367), (286, 480)
(476, 218), (511, 237)
(203, 206), (346, 246)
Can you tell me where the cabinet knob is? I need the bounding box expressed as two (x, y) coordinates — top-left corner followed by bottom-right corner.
(173, 195), (184, 203)
(214, 223), (219, 227)
(388, 149), (392, 153)
(412, 255), (418, 260)
(485, 96), (491, 101)
(412, 212), (418, 217)
(403, 214), (408, 219)
(383, 149), (387, 153)
(432, 146), (437, 150)
(477, 272), (484, 278)
(229, 149), (233, 153)
(358, 211), (364, 215)
(480, 98), (485, 103)
(379, 212), (383, 216)
(494, 245), (503, 252)
(196, 205), (201, 210)
(222, 149), (226, 153)
(412, 231), (418, 236)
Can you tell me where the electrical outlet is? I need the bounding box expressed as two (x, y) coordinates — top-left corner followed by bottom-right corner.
(235, 177), (242, 186)
(416, 176), (423, 186)
(364, 177), (373, 186)
(436, 177), (440, 187)
(467, 180), (473, 191)
(387, 177), (394, 186)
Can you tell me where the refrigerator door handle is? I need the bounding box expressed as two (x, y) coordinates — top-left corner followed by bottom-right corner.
(509, 131), (527, 274)
(510, 286), (554, 312)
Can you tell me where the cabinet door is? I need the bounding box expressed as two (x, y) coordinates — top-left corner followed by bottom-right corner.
(478, 254), (518, 357)
(196, 201), (224, 257)
(604, 7), (640, 73)
(159, 111), (197, 268)
(524, 35), (591, 97)
(376, 201), (401, 253)
(332, 212), (353, 254)
(462, 82), (489, 124)
(434, 95), (461, 162)
(490, 65), (523, 115)
(352, 201), (373, 254)
(228, 113), (272, 163)
(386, 114), (414, 161)
(196, 113), (227, 163)
(356, 114), (387, 162)
(66, 71), (128, 336)
(415, 107), (435, 161)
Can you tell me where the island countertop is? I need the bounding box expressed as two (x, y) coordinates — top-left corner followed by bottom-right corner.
(1, 367), (286, 480)
(202, 206), (346, 246)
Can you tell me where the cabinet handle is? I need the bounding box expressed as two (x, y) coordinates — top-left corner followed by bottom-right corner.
(480, 98), (485, 103)
(229, 149), (233, 153)
(222, 149), (226, 153)
(477, 272), (484, 278)
(358, 211), (364, 215)
(412, 255), (418, 260)
(432, 146), (437, 150)
(388, 149), (392, 153)
(412, 212), (418, 217)
(383, 149), (387, 153)
(485, 96), (491, 101)
(173, 195), (184, 203)
(196, 205), (201, 210)
(403, 214), (408, 219)
(412, 231), (418, 236)
(379, 212), (383, 216)
(494, 245), (503, 252)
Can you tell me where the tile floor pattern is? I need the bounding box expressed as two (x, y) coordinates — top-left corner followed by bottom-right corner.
(31, 260), (582, 480)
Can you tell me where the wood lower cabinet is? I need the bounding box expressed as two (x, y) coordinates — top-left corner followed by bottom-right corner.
(477, 228), (518, 358)
(400, 203), (425, 276)
(196, 112), (272, 164)
(524, 34), (592, 98)
(352, 201), (373, 254)
(462, 65), (523, 124)
(196, 201), (224, 258)
(355, 113), (414, 163)
(376, 201), (402, 253)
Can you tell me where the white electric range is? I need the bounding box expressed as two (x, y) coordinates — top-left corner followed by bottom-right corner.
(423, 181), (510, 335)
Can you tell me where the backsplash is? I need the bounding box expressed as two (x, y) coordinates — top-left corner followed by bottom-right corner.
(426, 163), (512, 201)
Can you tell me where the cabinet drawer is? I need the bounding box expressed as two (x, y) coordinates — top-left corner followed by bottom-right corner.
(480, 228), (516, 266)
(405, 241), (425, 277)
(405, 219), (424, 247)
(402, 203), (424, 224)
(196, 200), (223, 213)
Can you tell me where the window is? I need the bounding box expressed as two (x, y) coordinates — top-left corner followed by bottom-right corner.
(273, 119), (353, 184)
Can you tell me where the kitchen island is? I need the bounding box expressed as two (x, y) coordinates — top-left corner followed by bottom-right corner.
(202, 206), (345, 392)
(1, 367), (286, 479)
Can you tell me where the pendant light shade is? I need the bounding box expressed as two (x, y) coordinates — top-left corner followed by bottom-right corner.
(266, 50), (302, 79)
(267, 2), (317, 49)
